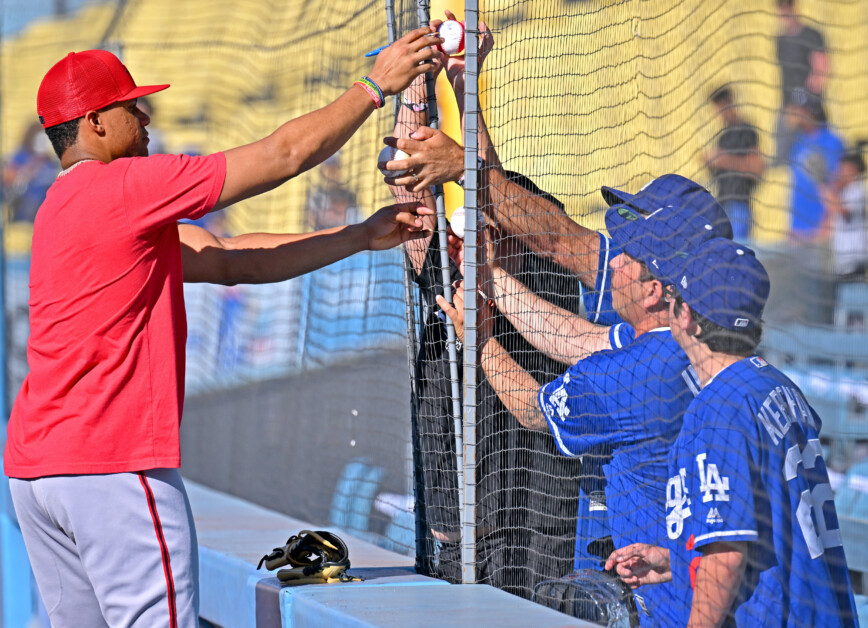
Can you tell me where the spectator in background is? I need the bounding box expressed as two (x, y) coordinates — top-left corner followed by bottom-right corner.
(787, 87), (843, 243)
(782, 88), (844, 324)
(305, 152), (361, 231)
(773, 0), (828, 166)
(704, 85), (764, 242)
(822, 147), (868, 281)
(2, 121), (59, 222)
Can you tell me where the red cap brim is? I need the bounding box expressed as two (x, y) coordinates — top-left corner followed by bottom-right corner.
(122, 83), (170, 101)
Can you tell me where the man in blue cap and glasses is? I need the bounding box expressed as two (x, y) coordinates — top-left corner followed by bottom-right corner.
(440, 187), (736, 625)
(606, 237), (858, 626)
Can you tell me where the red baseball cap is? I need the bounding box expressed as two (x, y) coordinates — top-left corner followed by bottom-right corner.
(37, 50), (169, 128)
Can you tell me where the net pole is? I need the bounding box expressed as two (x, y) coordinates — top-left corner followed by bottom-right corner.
(460, 0), (479, 586)
(390, 0), (432, 576)
(415, 0), (466, 518)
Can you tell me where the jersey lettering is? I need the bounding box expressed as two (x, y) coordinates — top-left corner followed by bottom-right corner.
(696, 453), (730, 503)
(785, 440), (842, 559)
(757, 386), (817, 445)
(666, 468), (691, 540)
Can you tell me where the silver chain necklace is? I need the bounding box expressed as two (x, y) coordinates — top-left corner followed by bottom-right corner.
(57, 159), (97, 179)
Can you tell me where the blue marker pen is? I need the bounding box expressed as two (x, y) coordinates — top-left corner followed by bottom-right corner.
(364, 44), (390, 58)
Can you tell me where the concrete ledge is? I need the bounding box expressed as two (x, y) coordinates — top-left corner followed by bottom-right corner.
(286, 584), (590, 628)
(187, 480), (446, 628)
(188, 481), (596, 627)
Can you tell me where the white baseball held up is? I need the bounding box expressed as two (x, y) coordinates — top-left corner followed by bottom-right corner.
(378, 145), (411, 178)
(437, 20), (465, 57)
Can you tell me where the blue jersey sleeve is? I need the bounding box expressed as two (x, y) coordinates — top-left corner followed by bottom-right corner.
(581, 232), (624, 327)
(608, 322), (635, 349)
(538, 361), (616, 457)
(681, 425), (760, 548)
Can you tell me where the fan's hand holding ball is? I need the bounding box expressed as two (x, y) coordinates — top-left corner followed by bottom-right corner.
(378, 145), (412, 177)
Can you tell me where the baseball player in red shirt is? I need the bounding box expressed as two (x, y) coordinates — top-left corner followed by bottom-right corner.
(6, 29), (441, 627)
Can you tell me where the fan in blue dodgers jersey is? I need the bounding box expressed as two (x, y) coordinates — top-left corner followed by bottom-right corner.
(440, 196), (735, 626)
(606, 237), (858, 627)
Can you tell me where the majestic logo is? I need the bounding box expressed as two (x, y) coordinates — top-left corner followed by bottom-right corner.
(617, 206), (639, 221)
(706, 507), (723, 525)
(749, 356), (768, 368)
(734, 318), (749, 328)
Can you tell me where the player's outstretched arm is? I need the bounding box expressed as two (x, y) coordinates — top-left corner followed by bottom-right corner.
(214, 27), (443, 211)
(491, 265), (611, 365)
(604, 543), (672, 589)
(687, 542), (747, 628)
(179, 202), (433, 285)
(436, 283), (548, 432)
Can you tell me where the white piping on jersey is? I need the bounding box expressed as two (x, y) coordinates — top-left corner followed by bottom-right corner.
(593, 235), (612, 324)
(693, 529), (758, 544)
(539, 390), (578, 457)
(646, 327), (669, 334)
(611, 323), (627, 349)
(682, 366), (701, 397)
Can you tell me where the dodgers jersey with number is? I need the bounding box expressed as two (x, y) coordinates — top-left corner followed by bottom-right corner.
(539, 329), (699, 625)
(666, 357), (857, 627)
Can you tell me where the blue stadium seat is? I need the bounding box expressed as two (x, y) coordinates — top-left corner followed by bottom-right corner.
(836, 283), (868, 329)
(329, 459), (385, 534)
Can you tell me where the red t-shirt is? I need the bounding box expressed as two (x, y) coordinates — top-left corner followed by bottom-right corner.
(4, 153), (227, 478)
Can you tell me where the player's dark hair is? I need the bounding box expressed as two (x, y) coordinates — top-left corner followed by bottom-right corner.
(710, 85), (734, 106)
(672, 295), (762, 356)
(45, 117), (82, 159)
(777, 0), (794, 7)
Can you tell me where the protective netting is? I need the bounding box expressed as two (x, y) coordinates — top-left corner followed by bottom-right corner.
(3, 0), (868, 623)
(401, 0), (868, 620)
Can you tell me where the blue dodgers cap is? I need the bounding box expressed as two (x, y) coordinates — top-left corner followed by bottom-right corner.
(604, 204), (720, 274)
(602, 173), (733, 240)
(604, 178), (732, 275)
(661, 237), (770, 330)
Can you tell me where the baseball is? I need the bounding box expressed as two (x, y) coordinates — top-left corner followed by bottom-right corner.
(437, 20), (465, 56)
(450, 206), (466, 239)
(378, 145), (411, 178)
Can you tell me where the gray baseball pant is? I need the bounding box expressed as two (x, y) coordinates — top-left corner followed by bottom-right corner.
(9, 468), (198, 627)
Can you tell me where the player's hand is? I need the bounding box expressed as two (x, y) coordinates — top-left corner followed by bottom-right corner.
(381, 127), (464, 192)
(369, 26), (445, 96)
(604, 543), (672, 589)
(362, 202), (434, 250)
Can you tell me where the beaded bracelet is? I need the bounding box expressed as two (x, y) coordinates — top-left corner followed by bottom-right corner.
(353, 76), (385, 108)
